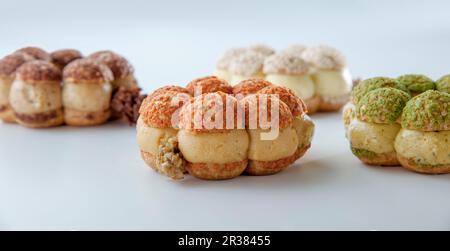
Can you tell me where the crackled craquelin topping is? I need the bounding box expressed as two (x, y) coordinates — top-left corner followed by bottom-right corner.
(263, 53), (309, 75)
(397, 74), (435, 93)
(15, 47), (51, 61)
(16, 61), (61, 83)
(240, 94), (293, 129)
(436, 75), (450, 94)
(228, 51), (266, 76)
(351, 77), (409, 104)
(186, 76), (232, 96)
(89, 50), (134, 79)
(356, 87), (411, 124)
(63, 58), (113, 83)
(248, 44), (275, 57)
(301, 45), (346, 70)
(281, 44), (307, 56)
(401, 90), (450, 131)
(216, 47), (248, 70)
(178, 91), (240, 133)
(139, 91), (191, 128)
(148, 85), (191, 101)
(232, 79), (273, 96)
(51, 49), (83, 68)
(0, 53), (33, 77)
(257, 85), (307, 117)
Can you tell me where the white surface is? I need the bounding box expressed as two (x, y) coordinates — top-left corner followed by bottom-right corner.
(1, 0), (450, 230)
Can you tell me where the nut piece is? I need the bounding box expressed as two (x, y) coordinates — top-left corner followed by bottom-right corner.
(157, 135), (186, 180)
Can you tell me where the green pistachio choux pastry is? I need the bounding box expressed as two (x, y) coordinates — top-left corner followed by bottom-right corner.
(348, 88), (411, 166)
(395, 90), (450, 174)
(397, 74), (435, 96)
(436, 75), (450, 94)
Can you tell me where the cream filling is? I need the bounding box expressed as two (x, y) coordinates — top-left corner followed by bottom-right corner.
(311, 69), (352, 98)
(230, 70), (265, 86)
(248, 127), (298, 161)
(0, 77), (13, 106)
(214, 69), (230, 83)
(342, 102), (356, 129)
(265, 74), (315, 100)
(136, 117), (178, 155)
(293, 115), (315, 149)
(178, 129), (249, 164)
(63, 81), (112, 112)
(348, 119), (400, 154)
(9, 79), (62, 114)
(395, 129), (450, 166)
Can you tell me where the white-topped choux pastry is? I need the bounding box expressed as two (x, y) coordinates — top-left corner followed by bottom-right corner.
(257, 85), (314, 160)
(177, 92), (249, 180)
(395, 91), (450, 174)
(0, 53), (33, 123)
(215, 47), (247, 83)
(241, 94), (300, 175)
(50, 49), (83, 71)
(62, 59), (114, 126)
(138, 89), (192, 180)
(281, 44), (307, 56)
(228, 51), (266, 86)
(9, 61), (64, 128)
(263, 53), (320, 114)
(301, 45), (352, 112)
(248, 44), (275, 57)
(89, 50), (137, 90)
(14, 47), (51, 62)
(348, 88), (411, 166)
(186, 75), (233, 96)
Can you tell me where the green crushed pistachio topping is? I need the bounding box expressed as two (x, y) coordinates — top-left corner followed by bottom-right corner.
(351, 77), (409, 104)
(436, 75), (450, 94)
(356, 88), (411, 124)
(397, 74), (435, 93)
(401, 90), (450, 131)
(351, 147), (377, 160)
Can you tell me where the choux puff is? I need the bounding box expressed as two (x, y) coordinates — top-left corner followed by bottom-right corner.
(257, 85), (314, 160)
(241, 94), (300, 175)
(14, 47), (51, 62)
(186, 76), (233, 97)
(232, 79), (273, 97)
(50, 49), (83, 71)
(0, 53), (33, 123)
(348, 87), (411, 166)
(397, 74), (435, 97)
(343, 77), (409, 130)
(301, 45), (352, 112)
(9, 61), (64, 128)
(228, 51), (266, 86)
(248, 44), (275, 57)
(395, 91), (450, 174)
(436, 75), (450, 94)
(281, 44), (307, 56)
(62, 59), (114, 126)
(263, 53), (319, 114)
(89, 50), (137, 90)
(137, 89), (192, 179)
(215, 47), (248, 83)
(177, 92), (249, 180)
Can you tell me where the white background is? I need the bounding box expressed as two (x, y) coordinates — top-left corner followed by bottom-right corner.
(0, 0), (449, 230)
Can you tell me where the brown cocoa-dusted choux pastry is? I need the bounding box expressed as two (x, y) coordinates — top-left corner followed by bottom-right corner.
(137, 90), (192, 180)
(186, 76), (233, 96)
(241, 94), (300, 175)
(62, 59), (114, 126)
(263, 53), (320, 114)
(177, 92), (249, 180)
(9, 61), (64, 128)
(50, 49), (83, 70)
(89, 50), (137, 90)
(232, 79), (273, 97)
(257, 85), (314, 160)
(14, 47), (51, 62)
(301, 45), (352, 112)
(0, 53), (33, 123)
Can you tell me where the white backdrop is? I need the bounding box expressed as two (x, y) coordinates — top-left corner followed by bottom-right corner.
(0, 0), (449, 230)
